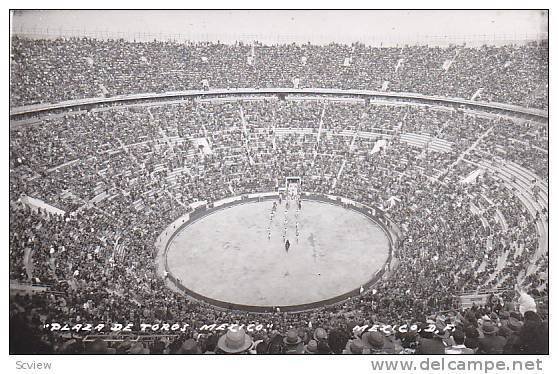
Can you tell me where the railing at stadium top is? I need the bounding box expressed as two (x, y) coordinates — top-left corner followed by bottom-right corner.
(10, 27), (548, 47)
(9, 88), (548, 123)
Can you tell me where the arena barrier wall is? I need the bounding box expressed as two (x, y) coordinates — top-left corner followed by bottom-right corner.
(10, 88), (547, 123)
(158, 193), (401, 313)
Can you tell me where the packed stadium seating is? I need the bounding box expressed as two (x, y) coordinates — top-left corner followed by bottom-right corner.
(10, 37), (548, 109)
(9, 36), (548, 354)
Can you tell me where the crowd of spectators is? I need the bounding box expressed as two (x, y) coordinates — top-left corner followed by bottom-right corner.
(9, 96), (548, 354)
(474, 120), (548, 182)
(10, 37), (548, 109)
(10, 297), (548, 354)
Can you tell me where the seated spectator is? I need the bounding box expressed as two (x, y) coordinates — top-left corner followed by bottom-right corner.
(445, 329), (474, 354)
(502, 316), (524, 354)
(327, 329), (350, 354)
(313, 327), (328, 342)
(343, 339), (364, 354)
(398, 330), (419, 354)
(7, 71), (549, 356)
(476, 321), (506, 354)
(253, 340), (268, 355)
(415, 327), (445, 355)
(316, 340), (332, 355)
(283, 329), (304, 354)
(362, 331), (390, 354)
(216, 328), (253, 354)
(304, 340), (318, 354)
(266, 334), (285, 354)
(516, 311), (548, 354)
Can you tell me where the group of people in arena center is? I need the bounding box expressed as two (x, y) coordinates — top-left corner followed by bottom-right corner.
(9, 37), (547, 355)
(267, 190), (302, 249)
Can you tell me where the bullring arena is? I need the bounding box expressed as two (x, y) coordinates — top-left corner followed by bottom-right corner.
(9, 10), (549, 356)
(163, 196), (391, 309)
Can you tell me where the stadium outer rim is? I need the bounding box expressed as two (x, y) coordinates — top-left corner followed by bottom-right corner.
(10, 87), (547, 123)
(154, 191), (401, 314)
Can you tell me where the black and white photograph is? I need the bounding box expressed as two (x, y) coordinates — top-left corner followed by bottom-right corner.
(7, 7), (551, 373)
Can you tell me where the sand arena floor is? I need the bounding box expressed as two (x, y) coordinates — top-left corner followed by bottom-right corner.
(165, 199), (390, 307)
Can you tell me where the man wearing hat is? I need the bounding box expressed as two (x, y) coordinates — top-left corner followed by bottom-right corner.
(503, 317), (524, 353)
(304, 339), (318, 354)
(343, 339), (364, 354)
(216, 328), (253, 354)
(283, 329), (304, 354)
(361, 331), (389, 354)
(477, 321), (506, 354)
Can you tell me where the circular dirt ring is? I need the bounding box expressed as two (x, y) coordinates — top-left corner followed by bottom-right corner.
(165, 198), (391, 311)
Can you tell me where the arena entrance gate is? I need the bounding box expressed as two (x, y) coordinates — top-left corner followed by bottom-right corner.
(285, 176), (302, 198)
